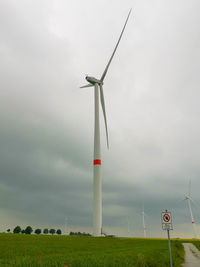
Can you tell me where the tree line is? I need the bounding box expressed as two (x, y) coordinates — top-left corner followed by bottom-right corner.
(69, 231), (91, 236)
(7, 226), (62, 235)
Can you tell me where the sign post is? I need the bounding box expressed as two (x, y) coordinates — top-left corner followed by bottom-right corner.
(161, 210), (173, 267)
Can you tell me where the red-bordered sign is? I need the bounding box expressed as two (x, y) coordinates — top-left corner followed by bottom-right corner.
(162, 212), (171, 224)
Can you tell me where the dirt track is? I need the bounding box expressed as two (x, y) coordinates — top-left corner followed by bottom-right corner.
(182, 243), (200, 267)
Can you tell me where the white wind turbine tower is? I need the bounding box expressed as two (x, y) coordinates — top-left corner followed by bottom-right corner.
(127, 216), (131, 237)
(81, 10), (131, 236)
(184, 179), (198, 239)
(65, 217), (68, 235)
(142, 207), (146, 238)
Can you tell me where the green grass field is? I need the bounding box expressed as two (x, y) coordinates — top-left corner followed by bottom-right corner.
(0, 234), (184, 267)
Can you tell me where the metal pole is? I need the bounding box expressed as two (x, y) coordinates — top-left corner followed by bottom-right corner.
(167, 228), (173, 267)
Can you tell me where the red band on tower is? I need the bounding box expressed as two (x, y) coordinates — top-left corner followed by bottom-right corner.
(192, 221), (194, 224)
(94, 159), (101, 165)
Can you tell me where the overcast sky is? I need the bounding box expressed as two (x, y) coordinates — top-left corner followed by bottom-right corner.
(0, 0), (200, 238)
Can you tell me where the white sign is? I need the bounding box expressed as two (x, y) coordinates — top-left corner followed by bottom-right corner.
(162, 223), (173, 230)
(161, 211), (173, 231)
(162, 212), (171, 224)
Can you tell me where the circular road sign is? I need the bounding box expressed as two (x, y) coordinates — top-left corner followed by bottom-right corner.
(162, 213), (171, 223)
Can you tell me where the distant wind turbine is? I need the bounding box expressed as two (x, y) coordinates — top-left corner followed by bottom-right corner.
(80, 10), (131, 236)
(65, 217), (68, 235)
(184, 179), (198, 239)
(127, 216), (131, 237)
(142, 206), (147, 238)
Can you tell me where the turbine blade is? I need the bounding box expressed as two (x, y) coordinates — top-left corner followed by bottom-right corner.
(189, 178), (191, 197)
(189, 197), (195, 205)
(100, 9), (132, 82)
(99, 84), (109, 149)
(188, 196), (199, 209)
(80, 84), (93, 88)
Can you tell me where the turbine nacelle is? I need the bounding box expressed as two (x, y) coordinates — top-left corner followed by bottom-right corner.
(86, 76), (102, 85)
(185, 194), (194, 202)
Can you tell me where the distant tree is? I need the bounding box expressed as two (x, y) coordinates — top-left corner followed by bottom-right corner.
(35, 229), (41, 235)
(25, 226), (33, 235)
(69, 231), (91, 236)
(56, 229), (62, 235)
(43, 228), (48, 234)
(21, 230), (25, 234)
(7, 229), (10, 233)
(13, 226), (21, 234)
(49, 229), (55, 235)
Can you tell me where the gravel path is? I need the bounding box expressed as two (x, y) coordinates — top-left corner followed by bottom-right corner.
(182, 243), (200, 267)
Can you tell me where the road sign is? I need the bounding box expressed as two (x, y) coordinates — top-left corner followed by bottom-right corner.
(162, 223), (173, 230)
(162, 212), (171, 224)
(161, 211), (173, 230)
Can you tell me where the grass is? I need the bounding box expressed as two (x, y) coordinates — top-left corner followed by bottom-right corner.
(188, 240), (200, 251)
(0, 234), (184, 267)
(193, 241), (200, 250)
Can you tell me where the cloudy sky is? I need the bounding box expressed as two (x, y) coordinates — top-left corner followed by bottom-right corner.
(1, 0), (200, 238)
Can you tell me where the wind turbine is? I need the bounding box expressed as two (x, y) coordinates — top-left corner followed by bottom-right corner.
(81, 10), (131, 236)
(184, 179), (198, 239)
(65, 217), (68, 235)
(142, 206), (147, 238)
(127, 216), (131, 237)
